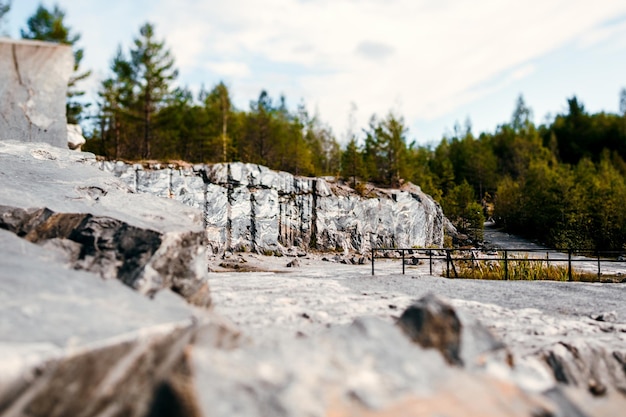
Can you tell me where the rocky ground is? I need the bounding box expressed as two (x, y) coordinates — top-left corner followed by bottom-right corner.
(203, 245), (626, 416)
(1, 141), (625, 417)
(209, 252), (626, 355)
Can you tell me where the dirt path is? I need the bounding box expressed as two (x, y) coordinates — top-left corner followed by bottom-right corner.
(482, 222), (626, 277)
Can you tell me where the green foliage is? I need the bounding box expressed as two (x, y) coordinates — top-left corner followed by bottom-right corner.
(548, 96), (626, 165)
(200, 82), (233, 162)
(88, 26), (342, 176)
(341, 138), (364, 187)
(494, 151), (626, 251)
(131, 22), (178, 159)
(0, 1), (10, 34)
(443, 181), (485, 243)
(362, 113), (410, 187)
(21, 3), (91, 124)
(21, 4), (77, 43)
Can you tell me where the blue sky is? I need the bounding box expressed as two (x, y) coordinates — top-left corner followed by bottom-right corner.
(4, 0), (626, 146)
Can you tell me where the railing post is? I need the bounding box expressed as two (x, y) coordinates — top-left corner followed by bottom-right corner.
(429, 251), (433, 276)
(402, 249), (405, 275)
(568, 249), (572, 282)
(134, 165), (140, 193)
(371, 248), (375, 276)
(446, 251), (450, 278)
(168, 166), (173, 198)
(504, 250), (508, 280)
(597, 251), (601, 280)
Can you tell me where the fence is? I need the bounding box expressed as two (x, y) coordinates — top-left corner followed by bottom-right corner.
(371, 247), (625, 281)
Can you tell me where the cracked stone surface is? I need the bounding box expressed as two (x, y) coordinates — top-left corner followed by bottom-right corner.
(100, 161), (445, 255)
(0, 141), (211, 306)
(0, 39), (73, 147)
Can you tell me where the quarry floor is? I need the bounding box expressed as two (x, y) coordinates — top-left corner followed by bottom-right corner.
(209, 253), (625, 356)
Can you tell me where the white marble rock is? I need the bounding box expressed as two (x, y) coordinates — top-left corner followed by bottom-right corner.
(101, 161), (446, 254)
(0, 39), (73, 148)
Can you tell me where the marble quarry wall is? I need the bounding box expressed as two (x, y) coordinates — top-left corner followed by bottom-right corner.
(100, 161), (445, 254)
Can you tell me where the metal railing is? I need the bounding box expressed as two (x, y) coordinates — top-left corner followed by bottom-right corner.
(371, 247), (625, 281)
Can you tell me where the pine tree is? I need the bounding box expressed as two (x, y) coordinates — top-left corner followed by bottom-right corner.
(96, 47), (135, 159)
(0, 1), (10, 34)
(201, 82), (233, 162)
(363, 113), (409, 187)
(242, 90), (274, 166)
(21, 3), (91, 124)
(130, 22), (178, 159)
(341, 138), (363, 187)
(511, 94), (532, 133)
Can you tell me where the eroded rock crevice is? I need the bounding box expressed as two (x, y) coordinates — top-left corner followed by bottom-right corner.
(11, 43), (24, 87)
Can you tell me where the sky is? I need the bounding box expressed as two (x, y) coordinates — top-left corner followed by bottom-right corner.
(4, 0), (626, 146)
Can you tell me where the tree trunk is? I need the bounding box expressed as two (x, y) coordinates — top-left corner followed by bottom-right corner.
(221, 95), (228, 162)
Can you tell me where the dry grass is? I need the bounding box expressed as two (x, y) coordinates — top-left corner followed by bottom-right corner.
(452, 255), (623, 283)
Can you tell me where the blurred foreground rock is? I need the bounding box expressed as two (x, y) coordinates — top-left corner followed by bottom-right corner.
(100, 161), (445, 254)
(0, 141), (219, 416)
(0, 230), (238, 417)
(0, 141), (211, 306)
(171, 295), (598, 417)
(0, 39), (73, 148)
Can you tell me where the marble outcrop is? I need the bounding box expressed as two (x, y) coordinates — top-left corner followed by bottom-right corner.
(100, 162), (445, 254)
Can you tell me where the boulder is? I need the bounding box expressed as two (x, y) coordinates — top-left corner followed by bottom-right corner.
(181, 316), (581, 417)
(397, 293), (465, 365)
(286, 258), (300, 268)
(67, 123), (86, 150)
(0, 229), (238, 417)
(0, 39), (73, 148)
(0, 141), (211, 306)
(398, 294), (509, 368)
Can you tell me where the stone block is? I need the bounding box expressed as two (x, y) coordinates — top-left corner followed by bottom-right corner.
(0, 39), (73, 147)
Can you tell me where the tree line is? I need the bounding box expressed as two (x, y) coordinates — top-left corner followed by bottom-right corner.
(89, 21), (341, 176)
(7, 3), (626, 252)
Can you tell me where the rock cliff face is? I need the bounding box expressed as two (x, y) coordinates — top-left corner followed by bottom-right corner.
(100, 162), (445, 254)
(0, 39), (73, 147)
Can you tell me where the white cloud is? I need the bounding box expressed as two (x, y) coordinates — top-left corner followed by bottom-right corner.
(19, 0), (626, 139)
(150, 0), (625, 137)
(205, 61), (251, 78)
(509, 64), (536, 82)
(577, 17), (626, 49)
